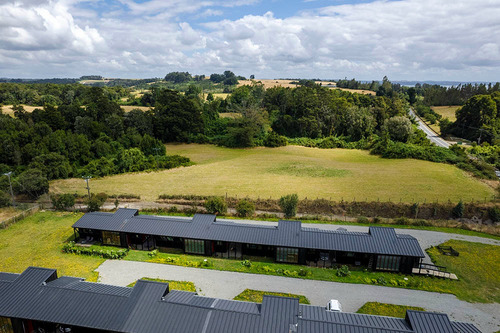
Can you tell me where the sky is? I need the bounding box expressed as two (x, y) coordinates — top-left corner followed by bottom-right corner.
(1, 0), (499, 81)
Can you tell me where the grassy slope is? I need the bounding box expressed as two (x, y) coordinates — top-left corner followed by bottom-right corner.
(126, 277), (196, 291)
(51, 144), (493, 203)
(233, 289), (310, 304)
(427, 240), (500, 303)
(0, 211), (102, 281)
(356, 302), (425, 318)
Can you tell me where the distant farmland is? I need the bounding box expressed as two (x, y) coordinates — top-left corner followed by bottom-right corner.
(237, 79), (376, 95)
(51, 144), (494, 203)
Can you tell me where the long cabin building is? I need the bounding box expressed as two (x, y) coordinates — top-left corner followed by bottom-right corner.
(72, 209), (425, 273)
(0, 267), (481, 333)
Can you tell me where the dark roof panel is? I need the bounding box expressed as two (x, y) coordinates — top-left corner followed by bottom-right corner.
(0, 267), (482, 333)
(73, 211), (425, 257)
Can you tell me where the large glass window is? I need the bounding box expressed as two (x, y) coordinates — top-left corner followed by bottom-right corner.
(276, 247), (299, 263)
(102, 231), (121, 246)
(185, 239), (205, 254)
(0, 317), (13, 333)
(376, 255), (401, 271)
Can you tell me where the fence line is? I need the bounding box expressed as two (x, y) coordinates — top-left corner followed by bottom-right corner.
(0, 205), (39, 229)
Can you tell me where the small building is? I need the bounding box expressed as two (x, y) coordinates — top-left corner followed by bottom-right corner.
(0, 267), (481, 333)
(72, 209), (425, 273)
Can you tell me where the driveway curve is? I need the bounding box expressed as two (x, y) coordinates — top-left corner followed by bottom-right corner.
(97, 260), (499, 333)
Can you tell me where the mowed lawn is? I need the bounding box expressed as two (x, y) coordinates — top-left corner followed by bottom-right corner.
(0, 211), (102, 281)
(51, 144), (494, 202)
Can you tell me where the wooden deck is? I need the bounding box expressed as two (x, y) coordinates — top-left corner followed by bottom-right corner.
(412, 268), (458, 280)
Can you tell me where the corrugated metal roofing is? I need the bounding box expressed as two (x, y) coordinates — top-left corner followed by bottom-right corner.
(0, 267), (482, 333)
(73, 210), (425, 257)
(406, 311), (455, 333)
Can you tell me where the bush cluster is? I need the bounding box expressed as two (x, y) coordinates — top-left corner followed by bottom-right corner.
(236, 199), (255, 217)
(62, 242), (128, 259)
(204, 197), (227, 215)
(51, 193), (75, 211)
(279, 194), (299, 218)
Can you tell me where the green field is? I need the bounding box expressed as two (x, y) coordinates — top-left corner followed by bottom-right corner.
(233, 289), (310, 304)
(51, 144), (494, 203)
(427, 240), (500, 303)
(356, 302), (425, 318)
(0, 211), (102, 281)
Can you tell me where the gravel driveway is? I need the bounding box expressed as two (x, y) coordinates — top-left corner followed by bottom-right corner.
(97, 260), (499, 333)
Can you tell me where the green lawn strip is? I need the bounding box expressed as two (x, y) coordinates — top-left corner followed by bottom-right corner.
(427, 240), (500, 303)
(139, 211), (500, 241)
(0, 211), (102, 282)
(126, 277), (196, 291)
(234, 289), (310, 304)
(124, 251), (471, 302)
(356, 302), (425, 318)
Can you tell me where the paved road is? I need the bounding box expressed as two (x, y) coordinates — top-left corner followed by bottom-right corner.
(409, 108), (451, 148)
(97, 260), (500, 333)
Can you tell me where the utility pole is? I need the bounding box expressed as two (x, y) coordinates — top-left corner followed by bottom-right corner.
(82, 176), (92, 201)
(3, 172), (15, 206)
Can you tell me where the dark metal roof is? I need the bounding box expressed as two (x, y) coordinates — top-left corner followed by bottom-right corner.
(0, 267), (481, 333)
(73, 209), (425, 257)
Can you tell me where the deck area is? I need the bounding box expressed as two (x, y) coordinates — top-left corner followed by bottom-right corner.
(412, 267), (458, 280)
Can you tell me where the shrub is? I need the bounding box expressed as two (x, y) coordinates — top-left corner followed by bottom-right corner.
(275, 268), (284, 275)
(279, 194), (299, 218)
(0, 191), (11, 207)
(16, 168), (49, 199)
(236, 199), (255, 217)
(488, 206), (500, 222)
(376, 277), (387, 285)
(394, 217), (410, 225)
(86, 192), (108, 212)
(298, 268), (308, 277)
(148, 249), (158, 258)
(262, 266), (273, 273)
(62, 242), (128, 259)
(51, 193), (75, 211)
(336, 265), (351, 277)
(204, 197), (227, 215)
(264, 131), (287, 147)
(241, 259), (252, 267)
(372, 217), (382, 224)
(357, 216), (369, 224)
(452, 200), (464, 218)
(411, 203), (419, 218)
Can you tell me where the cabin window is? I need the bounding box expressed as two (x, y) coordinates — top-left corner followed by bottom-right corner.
(185, 239), (205, 254)
(376, 255), (401, 271)
(276, 247), (299, 263)
(102, 231), (121, 246)
(0, 317), (13, 333)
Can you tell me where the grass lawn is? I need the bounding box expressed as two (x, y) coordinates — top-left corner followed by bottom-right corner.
(356, 302), (425, 318)
(0, 211), (102, 281)
(431, 106), (460, 122)
(126, 277), (196, 291)
(51, 144), (494, 203)
(427, 240), (500, 303)
(234, 289), (310, 304)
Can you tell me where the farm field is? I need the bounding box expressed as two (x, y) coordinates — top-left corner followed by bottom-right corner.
(120, 105), (152, 112)
(51, 144), (494, 203)
(1, 104), (41, 116)
(431, 105), (460, 122)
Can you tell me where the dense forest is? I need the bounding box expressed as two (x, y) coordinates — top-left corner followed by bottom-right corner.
(1, 76), (498, 203)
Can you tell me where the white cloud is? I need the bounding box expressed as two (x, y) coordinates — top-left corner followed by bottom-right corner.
(0, 0), (499, 81)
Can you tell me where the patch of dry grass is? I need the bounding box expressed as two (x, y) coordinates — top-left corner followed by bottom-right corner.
(237, 79), (375, 95)
(432, 106), (460, 122)
(50, 144), (494, 203)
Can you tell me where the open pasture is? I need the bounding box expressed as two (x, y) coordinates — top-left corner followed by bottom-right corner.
(50, 144), (494, 203)
(431, 106), (460, 122)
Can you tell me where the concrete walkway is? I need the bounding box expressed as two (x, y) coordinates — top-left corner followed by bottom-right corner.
(97, 260), (500, 333)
